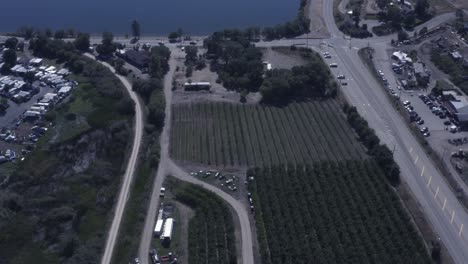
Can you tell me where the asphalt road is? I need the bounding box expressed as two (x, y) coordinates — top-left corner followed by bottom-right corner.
(136, 5), (468, 264)
(83, 53), (145, 264)
(315, 3), (468, 263)
(2, 4), (465, 263)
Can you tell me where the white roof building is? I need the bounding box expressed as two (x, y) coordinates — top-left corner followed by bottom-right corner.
(154, 219), (164, 236)
(161, 218), (174, 241)
(58, 86), (72, 95)
(392, 51), (412, 64)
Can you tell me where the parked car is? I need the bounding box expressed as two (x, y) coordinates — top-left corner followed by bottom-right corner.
(417, 119), (424, 125)
(329, 63), (338, 68)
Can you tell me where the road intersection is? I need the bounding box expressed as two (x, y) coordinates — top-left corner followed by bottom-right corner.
(71, 4), (468, 264)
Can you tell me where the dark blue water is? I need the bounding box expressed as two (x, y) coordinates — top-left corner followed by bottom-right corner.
(0, 0), (299, 35)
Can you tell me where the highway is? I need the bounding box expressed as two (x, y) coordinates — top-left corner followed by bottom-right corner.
(3, 2), (465, 263)
(136, 4), (468, 264)
(83, 53), (145, 264)
(313, 2), (468, 263)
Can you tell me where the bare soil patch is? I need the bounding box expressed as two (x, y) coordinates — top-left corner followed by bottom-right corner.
(261, 47), (309, 69)
(305, 0), (330, 38)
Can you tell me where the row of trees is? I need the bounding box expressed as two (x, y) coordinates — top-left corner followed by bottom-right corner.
(170, 100), (366, 166)
(15, 26), (78, 40)
(260, 49), (337, 105)
(343, 104), (401, 186)
(262, 0), (310, 40)
(167, 177), (237, 264)
(248, 161), (432, 264)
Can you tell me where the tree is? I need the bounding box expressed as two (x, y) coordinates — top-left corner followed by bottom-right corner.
(185, 46), (198, 65)
(2, 49), (17, 70)
(67, 28), (76, 38)
(419, 26), (428, 35)
(4, 38), (18, 49)
(96, 32), (115, 57)
(352, 8), (361, 27)
(23, 71), (36, 84)
(102, 31), (114, 46)
(168, 32), (179, 43)
(45, 28), (53, 38)
(177, 28), (183, 41)
(397, 30), (409, 42)
(415, 0), (429, 18)
(403, 13), (416, 29)
(132, 78), (162, 101)
(456, 9), (464, 21)
(113, 58), (126, 75)
(148, 90), (165, 128)
(260, 71), (291, 105)
(185, 65), (193, 77)
(54, 29), (66, 39)
(17, 26), (34, 40)
(131, 20), (141, 40)
(73, 33), (90, 52)
(149, 46), (171, 78)
(386, 6), (403, 29)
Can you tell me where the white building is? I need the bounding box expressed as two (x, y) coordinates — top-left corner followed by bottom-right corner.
(153, 219), (164, 236)
(160, 218), (174, 241)
(392, 51), (412, 64)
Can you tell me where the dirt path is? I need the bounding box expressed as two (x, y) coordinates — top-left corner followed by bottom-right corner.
(83, 53), (145, 264)
(138, 47), (254, 264)
(137, 48), (180, 264)
(305, 0), (330, 38)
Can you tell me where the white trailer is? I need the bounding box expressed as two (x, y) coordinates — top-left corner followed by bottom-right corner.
(153, 219), (164, 236)
(161, 218), (173, 241)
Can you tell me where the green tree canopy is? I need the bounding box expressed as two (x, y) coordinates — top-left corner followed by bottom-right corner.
(2, 49), (17, 70)
(73, 33), (90, 52)
(4, 37), (18, 49)
(131, 19), (141, 39)
(96, 32), (115, 57)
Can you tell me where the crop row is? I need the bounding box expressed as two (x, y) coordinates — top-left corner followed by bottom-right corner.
(171, 179), (237, 264)
(248, 161), (431, 264)
(170, 100), (366, 166)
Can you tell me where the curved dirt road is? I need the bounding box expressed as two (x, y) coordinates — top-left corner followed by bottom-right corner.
(138, 49), (254, 264)
(84, 54), (144, 264)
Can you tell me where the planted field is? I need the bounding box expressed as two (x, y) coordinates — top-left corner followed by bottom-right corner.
(170, 100), (366, 166)
(168, 177), (237, 264)
(249, 161), (431, 264)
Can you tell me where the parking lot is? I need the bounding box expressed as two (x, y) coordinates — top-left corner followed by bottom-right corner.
(371, 44), (468, 191)
(0, 54), (77, 166)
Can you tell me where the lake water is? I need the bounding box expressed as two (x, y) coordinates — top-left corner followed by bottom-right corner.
(0, 0), (299, 35)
